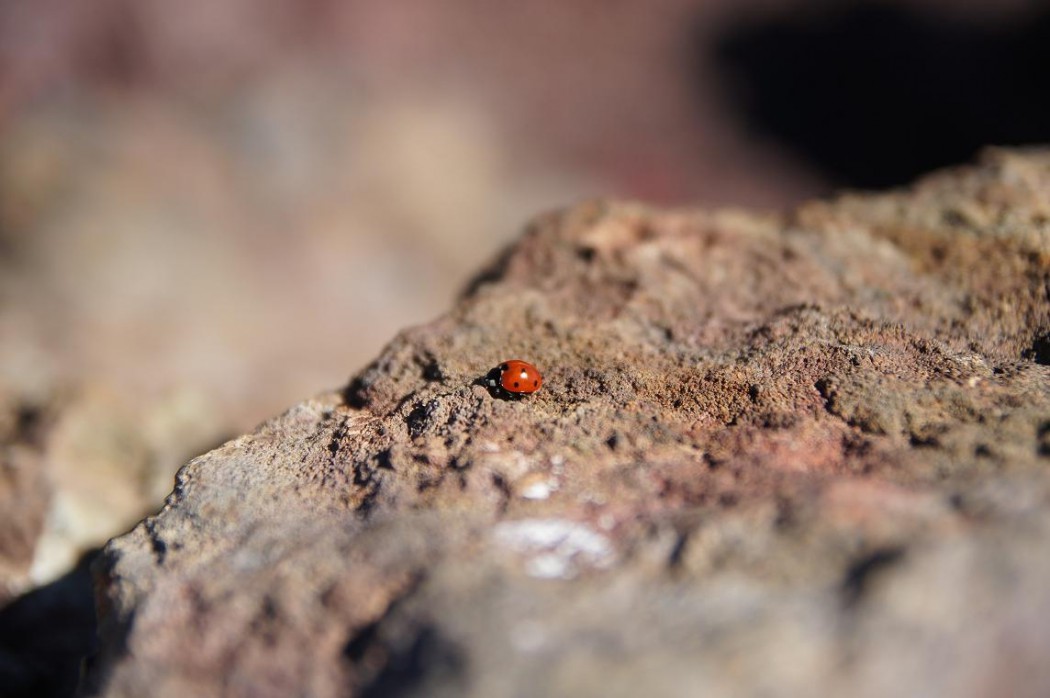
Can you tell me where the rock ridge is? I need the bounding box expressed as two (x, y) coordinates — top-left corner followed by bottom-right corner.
(88, 149), (1050, 697)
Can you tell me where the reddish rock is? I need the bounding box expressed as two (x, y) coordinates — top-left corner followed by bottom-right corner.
(88, 150), (1050, 697)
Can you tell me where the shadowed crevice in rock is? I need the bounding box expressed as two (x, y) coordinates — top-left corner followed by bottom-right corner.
(339, 573), (468, 698)
(86, 151), (1050, 697)
(349, 623), (468, 698)
(1024, 332), (1050, 365)
(840, 547), (905, 610)
(459, 243), (519, 300)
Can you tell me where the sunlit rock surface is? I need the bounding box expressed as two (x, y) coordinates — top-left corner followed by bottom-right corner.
(88, 150), (1050, 697)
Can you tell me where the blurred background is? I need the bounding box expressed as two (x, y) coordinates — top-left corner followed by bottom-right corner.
(1, 0), (1049, 693)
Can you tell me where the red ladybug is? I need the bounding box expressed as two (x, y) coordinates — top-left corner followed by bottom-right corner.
(488, 359), (543, 396)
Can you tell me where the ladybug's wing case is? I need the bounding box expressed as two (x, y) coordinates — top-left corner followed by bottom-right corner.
(501, 361), (541, 393)
(495, 360), (542, 394)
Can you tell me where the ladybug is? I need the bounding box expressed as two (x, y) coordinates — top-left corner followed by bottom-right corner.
(486, 359), (543, 396)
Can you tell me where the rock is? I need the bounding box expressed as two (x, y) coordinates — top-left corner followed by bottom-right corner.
(0, 385), (222, 592)
(87, 149), (1050, 697)
(0, 393), (51, 604)
(0, 383), (224, 696)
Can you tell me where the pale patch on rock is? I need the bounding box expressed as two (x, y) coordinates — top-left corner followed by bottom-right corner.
(516, 472), (558, 500)
(493, 518), (616, 579)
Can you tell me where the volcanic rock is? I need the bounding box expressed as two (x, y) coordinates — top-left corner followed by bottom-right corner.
(88, 149), (1050, 697)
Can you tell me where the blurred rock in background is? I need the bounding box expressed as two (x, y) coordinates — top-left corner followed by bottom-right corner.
(1, 0), (1049, 695)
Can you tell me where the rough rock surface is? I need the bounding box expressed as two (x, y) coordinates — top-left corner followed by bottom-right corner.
(0, 384), (220, 696)
(89, 150), (1050, 697)
(0, 395), (51, 603)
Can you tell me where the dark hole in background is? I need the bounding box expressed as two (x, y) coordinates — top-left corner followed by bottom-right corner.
(710, 3), (1050, 189)
(0, 550), (99, 698)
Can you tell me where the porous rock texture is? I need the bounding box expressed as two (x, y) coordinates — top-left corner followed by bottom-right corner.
(88, 150), (1050, 697)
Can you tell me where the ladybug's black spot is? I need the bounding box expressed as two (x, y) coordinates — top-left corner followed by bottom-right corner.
(533, 380), (538, 387)
(513, 382), (520, 389)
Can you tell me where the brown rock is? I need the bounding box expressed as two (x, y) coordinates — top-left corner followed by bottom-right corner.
(88, 150), (1050, 697)
(0, 394), (51, 603)
(0, 384), (224, 697)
